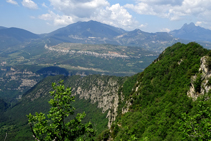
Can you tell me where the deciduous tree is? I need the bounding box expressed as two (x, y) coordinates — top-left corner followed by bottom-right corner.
(27, 80), (95, 141)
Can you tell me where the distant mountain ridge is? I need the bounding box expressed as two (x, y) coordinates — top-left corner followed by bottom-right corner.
(1, 21), (211, 53)
(0, 27), (39, 41)
(170, 22), (211, 42)
(0, 26), (6, 30)
(44, 20), (179, 52)
(48, 20), (126, 38)
(0, 27), (40, 52)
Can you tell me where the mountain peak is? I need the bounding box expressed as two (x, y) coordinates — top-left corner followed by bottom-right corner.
(170, 22), (211, 42)
(182, 22), (196, 29)
(189, 22), (195, 26)
(76, 20), (99, 24)
(49, 20), (126, 38)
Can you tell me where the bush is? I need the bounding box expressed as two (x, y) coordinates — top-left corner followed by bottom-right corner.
(193, 73), (202, 93)
(205, 56), (211, 71)
(97, 129), (110, 141)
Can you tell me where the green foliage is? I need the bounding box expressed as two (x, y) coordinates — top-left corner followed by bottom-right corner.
(97, 129), (110, 141)
(207, 77), (211, 86)
(27, 80), (95, 141)
(121, 74), (138, 100)
(0, 98), (9, 122)
(205, 56), (211, 70)
(110, 123), (120, 138)
(193, 73), (202, 93)
(117, 74), (138, 118)
(112, 42), (209, 140)
(179, 95), (211, 140)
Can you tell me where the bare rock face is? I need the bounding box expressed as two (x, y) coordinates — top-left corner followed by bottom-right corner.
(187, 75), (199, 100)
(73, 76), (121, 128)
(106, 94), (119, 128)
(200, 56), (211, 78)
(187, 56), (211, 100)
(122, 100), (132, 114)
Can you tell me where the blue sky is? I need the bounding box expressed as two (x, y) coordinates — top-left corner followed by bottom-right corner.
(1, 0), (211, 34)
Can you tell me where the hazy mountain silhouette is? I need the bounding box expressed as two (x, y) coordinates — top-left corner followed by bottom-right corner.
(0, 27), (39, 42)
(0, 26), (6, 30)
(45, 21), (179, 52)
(170, 22), (211, 42)
(48, 20), (126, 39)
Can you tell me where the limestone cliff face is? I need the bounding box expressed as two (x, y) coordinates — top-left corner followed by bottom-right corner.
(187, 56), (211, 100)
(71, 76), (123, 128)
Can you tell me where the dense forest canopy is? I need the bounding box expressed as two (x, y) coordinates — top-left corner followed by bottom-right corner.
(110, 42), (211, 140)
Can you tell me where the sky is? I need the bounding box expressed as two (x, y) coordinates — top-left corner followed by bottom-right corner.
(1, 0), (211, 34)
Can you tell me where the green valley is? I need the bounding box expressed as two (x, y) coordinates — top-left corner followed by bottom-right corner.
(0, 41), (157, 102)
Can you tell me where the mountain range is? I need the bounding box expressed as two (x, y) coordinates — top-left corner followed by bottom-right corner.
(1, 21), (211, 53)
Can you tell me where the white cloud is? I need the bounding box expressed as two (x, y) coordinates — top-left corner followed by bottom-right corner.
(136, 0), (183, 6)
(91, 4), (141, 30)
(139, 23), (148, 28)
(38, 1), (144, 31)
(160, 28), (170, 32)
(194, 21), (209, 29)
(42, 2), (47, 8)
(22, 0), (38, 9)
(48, 0), (109, 18)
(124, 3), (157, 15)
(195, 21), (202, 26)
(39, 11), (74, 26)
(126, 0), (211, 22)
(30, 16), (36, 19)
(39, 11), (55, 21)
(6, 0), (18, 5)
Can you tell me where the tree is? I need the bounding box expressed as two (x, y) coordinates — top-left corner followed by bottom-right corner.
(27, 80), (95, 141)
(178, 95), (211, 140)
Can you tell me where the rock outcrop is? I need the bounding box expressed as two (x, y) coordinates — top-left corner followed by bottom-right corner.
(71, 76), (123, 128)
(187, 56), (211, 100)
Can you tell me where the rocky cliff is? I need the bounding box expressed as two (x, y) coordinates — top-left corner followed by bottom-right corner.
(71, 75), (124, 128)
(187, 56), (211, 100)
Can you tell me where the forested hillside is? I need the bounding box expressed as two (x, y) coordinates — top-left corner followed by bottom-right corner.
(109, 42), (211, 140)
